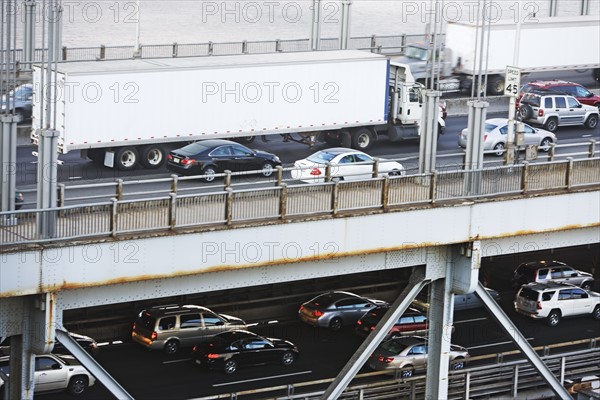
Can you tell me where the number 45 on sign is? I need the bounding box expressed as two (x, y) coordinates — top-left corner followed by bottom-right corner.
(504, 66), (521, 96)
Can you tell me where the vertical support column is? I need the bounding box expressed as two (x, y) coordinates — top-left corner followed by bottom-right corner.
(0, 115), (19, 223)
(418, 90), (441, 174)
(463, 100), (488, 196)
(36, 129), (59, 238)
(549, 0), (558, 16)
(339, 0), (352, 50)
(22, 0), (37, 70)
(581, 0), (590, 15)
(310, 0), (321, 51)
(425, 243), (480, 400)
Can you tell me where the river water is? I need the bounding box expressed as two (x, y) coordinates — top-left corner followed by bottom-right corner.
(6, 0), (597, 48)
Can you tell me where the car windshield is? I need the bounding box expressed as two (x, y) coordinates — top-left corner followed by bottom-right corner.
(307, 151), (337, 164)
(380, 339), (410, 355)
(485, 123), (498, 132)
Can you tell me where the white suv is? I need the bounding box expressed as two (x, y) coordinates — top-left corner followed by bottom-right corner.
(518, 92), (599, 132)
(514, 282), (600, 327)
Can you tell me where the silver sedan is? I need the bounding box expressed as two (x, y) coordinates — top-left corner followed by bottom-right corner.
(458, 118), (557, 157)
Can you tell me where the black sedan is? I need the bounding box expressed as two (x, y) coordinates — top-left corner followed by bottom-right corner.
(191, 330), (299, 374)
(166, 139), (281, 182)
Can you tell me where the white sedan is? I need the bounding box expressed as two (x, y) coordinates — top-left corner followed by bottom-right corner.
(291, 148), (405, 183)
(458, 118), (557, 157)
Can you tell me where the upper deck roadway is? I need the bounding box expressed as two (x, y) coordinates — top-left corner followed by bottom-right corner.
(1, 156), (599, 398)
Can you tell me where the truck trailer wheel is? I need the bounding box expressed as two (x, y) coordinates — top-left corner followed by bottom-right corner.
(351, 128), (375, 151)
(114, 147), (139, 171)
(140, 145), (166, 169)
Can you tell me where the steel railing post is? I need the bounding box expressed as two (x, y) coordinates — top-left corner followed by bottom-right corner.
(325, 163), (332, 182)
(62, 46), (67, 60)
(430, 171), (437, 204)
(560, 356), (566, 384)
(100, 45), (105, 60)
(110, 197), (118, 237)
(521, 161), (529, 194)
(224, 170), (232, 189)
(370, 35), (376, 52)
(172, 42), (178, 57)
(381, 175), (389, 211)
(275, 166), (283, 186)
(208, 41), (214, 55)
(225, 188), (233, 225)
(464, 371), (471, 400)
(169, 192), (176, 230)
(170, 174), (178, 194)
(566, 157), (573, 190)
(372, 158), (379, 178)
(589, 139), (596, 158)
(512, 365), (519, 398)
(242, 40), (248, 54)
(331, 182), (339, 215)
(549, 143), (555, 162)
(279, 183), (287, 222)
(57, 183), (65, 208)
(116, 179), (123, 201)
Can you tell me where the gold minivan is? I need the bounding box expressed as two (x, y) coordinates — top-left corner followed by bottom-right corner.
(132, 304), (247, 355)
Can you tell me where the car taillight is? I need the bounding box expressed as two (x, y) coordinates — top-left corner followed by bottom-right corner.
(370, 326), (376, 331)
(151, 331), (157, 340)
(378, 356), (393, 363)
(207, 353), (220, 359)
(314, 310), (324, 317)
(167, 154), (173, 160)
(310, 168), (322, 176)
(357, 320), (362, 326)
(132, 322), (136, 330)
(483, 134), (487, 142)
(192, 345), (199, 352)
(536, 301), (542, 310)
(182, 158), (196, 165)
(538, 109), (544, 117)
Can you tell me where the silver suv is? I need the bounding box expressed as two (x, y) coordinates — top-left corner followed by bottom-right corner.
(514, 282), (600, 326)
(518, 91), (599, 132)
(512, 260), (594, 290)
(132, 304), (247, 354)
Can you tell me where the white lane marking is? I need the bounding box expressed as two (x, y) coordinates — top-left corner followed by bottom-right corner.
(454, 317), (487, 324)
(582, 135), (592, 138)
(213, 371), (312, 387)
(68, 176), (83, 180)
(163, 358), (191, 364)
(467, 337), (534, 350)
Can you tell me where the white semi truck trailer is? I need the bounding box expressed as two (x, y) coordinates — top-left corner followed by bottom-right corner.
(395, 15), (600, 95)
(32, 50), (443, 170)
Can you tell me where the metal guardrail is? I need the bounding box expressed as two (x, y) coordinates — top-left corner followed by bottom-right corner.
(190, 339), (600, 399)
(1, 33), (433, 73)
(1, 157), (599, 248)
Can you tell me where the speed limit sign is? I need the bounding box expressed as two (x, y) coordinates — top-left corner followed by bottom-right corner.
(504, 66), (521, 96)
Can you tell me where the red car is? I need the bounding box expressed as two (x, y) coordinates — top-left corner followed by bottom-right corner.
(355, 306), (428, 339)
(517, 80), (600, 111)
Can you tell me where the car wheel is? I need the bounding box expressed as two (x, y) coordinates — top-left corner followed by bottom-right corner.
(582, 281), (593, 291)
(546, 310), (561, 327)
(493, 142), (505, 157)
(540, 137), (553, 152)
(163, 340), (180, 355)
(67, 375), (89, 395)
(114, 146), (139, 171)
(584, 114), (598, 129)
(224, 359), (237, 374)
(281, 351), (295, 366)
(519, 104), (533, 120)
(593, 306), (600, 320)
(388, 169), (402, 177)
(400, 365), (414, 378)
(351, 128), (374, 151)
(487, 76), (505, 96)
(451, 358), (466, 370)
(331, 176), (344, 183)
(261, 162), (274, 177)
(201, 166), (217, 183)
(543, 118), (558, 132)
(236, 136), (255, 144)
(329, 317), (343, 331)
(139, 145), (166, 169)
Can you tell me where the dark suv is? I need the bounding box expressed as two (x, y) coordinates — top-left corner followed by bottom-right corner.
(518, 81), (600, 110)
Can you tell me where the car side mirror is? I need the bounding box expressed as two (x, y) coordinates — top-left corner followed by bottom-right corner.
(215, 321), (224, 326)
(576, 104), (582, 108)
(51, 363), (62, 370)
